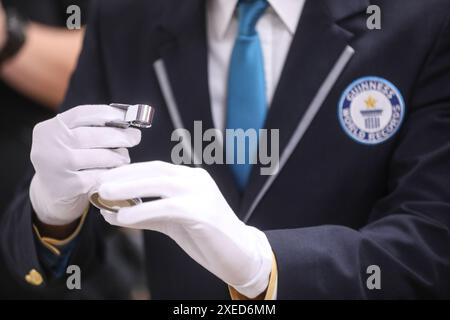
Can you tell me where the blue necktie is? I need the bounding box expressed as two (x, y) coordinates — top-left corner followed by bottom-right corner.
(226, 0), (268, 190)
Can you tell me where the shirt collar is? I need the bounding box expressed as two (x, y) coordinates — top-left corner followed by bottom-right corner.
(209, 0), (306, 39)
(269, 0), (305, 34)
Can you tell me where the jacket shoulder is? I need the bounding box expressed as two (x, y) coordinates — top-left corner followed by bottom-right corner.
(373, 0), (450, 22)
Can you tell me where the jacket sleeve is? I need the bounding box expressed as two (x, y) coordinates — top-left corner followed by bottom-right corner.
(266, 18), (450, 299)
(0, 0), (110, 289)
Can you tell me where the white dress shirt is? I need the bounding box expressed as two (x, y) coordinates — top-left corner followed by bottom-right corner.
(207, 0), (306, 131)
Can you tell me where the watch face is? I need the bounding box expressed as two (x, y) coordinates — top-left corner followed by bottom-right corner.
(0, 9), (27, 63)
(10, 14), (23, 33)
(6, 8), (26, 35)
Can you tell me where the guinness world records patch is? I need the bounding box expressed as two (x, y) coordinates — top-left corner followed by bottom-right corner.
(338, 76), (405, 145)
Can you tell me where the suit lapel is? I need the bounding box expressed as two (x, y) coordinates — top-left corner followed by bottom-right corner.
(240, 0), (369, 221)
(155, 0), (240, 210)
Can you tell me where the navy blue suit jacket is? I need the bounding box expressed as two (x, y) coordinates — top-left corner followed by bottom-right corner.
(2, 0), (450, 299)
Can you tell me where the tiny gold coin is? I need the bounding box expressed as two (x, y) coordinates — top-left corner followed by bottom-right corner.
(89, 192), (141, 213)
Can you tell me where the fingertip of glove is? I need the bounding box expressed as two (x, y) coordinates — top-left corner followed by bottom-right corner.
(116, 210), (131, 225)
(100, 209), (117, 224)
(97, 183), (116, 200)
(129, 128), (142, 145)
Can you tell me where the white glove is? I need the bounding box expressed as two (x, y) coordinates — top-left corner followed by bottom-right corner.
(98, 161), (273, 298)
(30, 104), (141, 226)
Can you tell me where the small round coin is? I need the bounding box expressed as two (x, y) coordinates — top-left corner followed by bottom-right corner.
(89, 192), (142, 213)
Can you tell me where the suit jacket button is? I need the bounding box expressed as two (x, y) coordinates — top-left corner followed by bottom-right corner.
(25, 269), (43, 286)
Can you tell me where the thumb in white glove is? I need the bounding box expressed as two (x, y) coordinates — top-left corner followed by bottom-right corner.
(98, 161), (273, 298)
(30, 104), (141, 226)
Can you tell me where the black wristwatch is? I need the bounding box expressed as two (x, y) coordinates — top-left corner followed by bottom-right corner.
(0, 8), (28, 65)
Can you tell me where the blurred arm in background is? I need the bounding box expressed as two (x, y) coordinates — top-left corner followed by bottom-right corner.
(0, 3), (85, 109)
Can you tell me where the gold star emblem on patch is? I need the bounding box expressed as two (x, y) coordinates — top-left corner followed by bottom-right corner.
(365, 96), (377, 109)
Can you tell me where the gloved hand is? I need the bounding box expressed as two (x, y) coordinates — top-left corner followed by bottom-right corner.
(98, 161), (273, 298)
(30, 104), (141, 226)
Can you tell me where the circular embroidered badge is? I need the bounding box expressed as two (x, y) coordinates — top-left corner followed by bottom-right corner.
(338, 76), (405, 145)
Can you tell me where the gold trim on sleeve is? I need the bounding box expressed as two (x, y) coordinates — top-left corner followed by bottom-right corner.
(32, 207), (89, 256)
